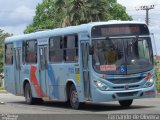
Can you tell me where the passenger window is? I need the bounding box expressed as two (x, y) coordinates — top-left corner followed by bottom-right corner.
(64, 35), (78, 62)
(49, 37), (63, 62)
(5, 43), (13, 65)
(25, 40), (37, 64)
(49, 34), (78, 63)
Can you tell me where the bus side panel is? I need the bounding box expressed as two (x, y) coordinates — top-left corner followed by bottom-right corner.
(21, 65), (41, 98)
(4, 65), (16, 94)
(47, 64), (83, 102)
(30, 65), (44, 98)
(47, 64), (67, 101)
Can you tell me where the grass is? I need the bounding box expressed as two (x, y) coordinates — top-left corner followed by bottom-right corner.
(0, 87), (4, 90)
(156, 74), (160, 93)
(155, 61), (160, 93)
(0, 80), (4, 90)
(0, 78), (4, 90)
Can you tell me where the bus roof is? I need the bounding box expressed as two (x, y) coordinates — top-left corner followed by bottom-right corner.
(4, 21), (147, 43)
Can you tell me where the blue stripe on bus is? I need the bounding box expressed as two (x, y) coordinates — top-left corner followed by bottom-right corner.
(47, 65), (59, 99)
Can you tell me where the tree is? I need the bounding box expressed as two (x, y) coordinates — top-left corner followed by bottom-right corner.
(55, 0), (113, 26)
(24, 0), (132, 33)
(0, 29), (12, 73)
(109, 3), (132, 20)
(24, 0), (61, 33)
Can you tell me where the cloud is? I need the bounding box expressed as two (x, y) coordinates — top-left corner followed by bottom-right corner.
(1, 24), (27, 35)
(0, 6), (34, 27)
(118, 0), (160, 55)
(0, 6), (35, 26)
(118, 0), (159, 8)
(118, 0), (160, 15)
(0, 0), (42, 10)
(0, 0), (43, 35)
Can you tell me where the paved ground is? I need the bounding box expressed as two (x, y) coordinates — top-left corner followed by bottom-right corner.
(0, 93), (160, 115)
(0, 93), (160, 120)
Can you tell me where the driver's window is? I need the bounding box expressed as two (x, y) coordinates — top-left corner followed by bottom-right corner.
(138, 39), (149, 59)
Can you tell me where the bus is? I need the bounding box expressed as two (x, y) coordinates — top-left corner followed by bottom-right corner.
(4, 21), (156, 109)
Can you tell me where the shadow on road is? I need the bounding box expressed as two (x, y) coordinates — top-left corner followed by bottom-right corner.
(8, 100), (155, 112)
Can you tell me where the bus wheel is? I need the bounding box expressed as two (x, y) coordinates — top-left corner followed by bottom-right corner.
(119, 100), (133, 107)
(24, 83), (35, 105)
(69, 85), (82, 109)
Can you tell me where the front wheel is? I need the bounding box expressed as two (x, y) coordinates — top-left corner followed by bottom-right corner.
(119, 100), (133, 107)
(69, 85), (83, 109)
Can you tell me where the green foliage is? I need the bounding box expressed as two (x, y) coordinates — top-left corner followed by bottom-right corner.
(109, 3), (132, 20)
(0, 29), (12, 73)
(155, 69), (160, 92)
(155, 60), (160, 93)
(24, 0), (61, 33)
(24, 0), (132, 33)
(0, 87), (4, 90)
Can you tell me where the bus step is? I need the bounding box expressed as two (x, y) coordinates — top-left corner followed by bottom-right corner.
(42, 97), (50, 101)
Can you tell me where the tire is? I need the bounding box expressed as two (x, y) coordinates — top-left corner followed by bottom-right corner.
(24, 83), (36, 105)
(69, 85), (83, 109)
(119, 99), (133, 107)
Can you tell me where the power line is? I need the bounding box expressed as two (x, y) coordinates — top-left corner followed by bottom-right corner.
(136, 5), (155, 26)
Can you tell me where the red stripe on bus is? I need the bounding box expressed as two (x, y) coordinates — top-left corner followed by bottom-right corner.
(30, 65), (46, 97)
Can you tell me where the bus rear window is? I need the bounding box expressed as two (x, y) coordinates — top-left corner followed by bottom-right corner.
(5, 43), (13, 65)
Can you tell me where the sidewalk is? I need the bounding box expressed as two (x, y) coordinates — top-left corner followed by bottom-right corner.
(156, 93), (160, 98)
(0, 89), (7, 93)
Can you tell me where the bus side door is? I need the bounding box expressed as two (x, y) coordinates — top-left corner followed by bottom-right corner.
(81, 41), (91, 100)
(39, 46), (48, 97)
(14, 48), (22, 94)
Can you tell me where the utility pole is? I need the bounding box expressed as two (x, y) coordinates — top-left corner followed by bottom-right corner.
(136, 5), (154, 26)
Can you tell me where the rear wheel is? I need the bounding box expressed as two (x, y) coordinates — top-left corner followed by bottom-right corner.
(24, 83), (37, 105)
(69, 85), (83, 109)
(119, 100), (133, 107)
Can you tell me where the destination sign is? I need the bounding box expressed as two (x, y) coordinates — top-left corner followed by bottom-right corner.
(101, 26), (140, 36)
(91, 24), (149, 37)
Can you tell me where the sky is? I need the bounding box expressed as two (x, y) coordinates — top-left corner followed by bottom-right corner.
(0, 0), (160, 55)
(118, 0), (160, 55)
(0, 0), (42, 35)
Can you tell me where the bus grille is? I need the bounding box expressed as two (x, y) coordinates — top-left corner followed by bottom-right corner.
(107, 77), (144, 84)
(116, 91), (138, 97)
(113, 85), (139, 89)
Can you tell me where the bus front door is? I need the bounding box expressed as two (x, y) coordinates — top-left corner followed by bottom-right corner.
(81, 42), (91, 100)
(39, 46), (48, 97)
(14, 48), (22, 94)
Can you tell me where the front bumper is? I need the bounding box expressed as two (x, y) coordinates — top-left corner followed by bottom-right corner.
(91, 84), (156, 103)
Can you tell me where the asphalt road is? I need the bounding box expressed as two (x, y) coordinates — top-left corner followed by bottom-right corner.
(0, 93), (160, 120)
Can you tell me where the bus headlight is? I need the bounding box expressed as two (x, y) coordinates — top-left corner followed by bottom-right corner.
(94, 80), (108, 91)
(143, 77), (155, 88)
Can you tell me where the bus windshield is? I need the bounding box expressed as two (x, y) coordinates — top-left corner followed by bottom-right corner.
(92, 37), (153, 75)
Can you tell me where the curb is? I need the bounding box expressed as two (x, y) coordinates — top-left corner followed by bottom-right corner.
(0, 90), (7, 93)
(156, 93), (160, 98)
